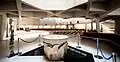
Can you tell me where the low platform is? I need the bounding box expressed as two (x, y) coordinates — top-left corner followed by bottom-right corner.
(21, 46), (94, 62)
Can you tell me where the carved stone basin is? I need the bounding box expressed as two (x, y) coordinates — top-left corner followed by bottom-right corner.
(42, 35), (68, 60)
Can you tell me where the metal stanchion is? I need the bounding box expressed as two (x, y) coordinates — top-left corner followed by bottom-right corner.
(38, 35), (42, 46)
(94, 38), (103, 59)
(76, 33), (81, 48)
(112, 52), (117, 62)
(17, 38), (22, 55)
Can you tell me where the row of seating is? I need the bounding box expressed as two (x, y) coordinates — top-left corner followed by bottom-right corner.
(53, 30), (83, 35)
(17, 27), (30, 31)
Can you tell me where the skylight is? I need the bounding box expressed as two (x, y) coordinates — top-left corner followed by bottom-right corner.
(21, 0), (88, 10)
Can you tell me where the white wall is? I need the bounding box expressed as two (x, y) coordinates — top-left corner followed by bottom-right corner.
(18, 17), (114, 33)
(20, 18), (40, 25)
(74, 24), (85, 29)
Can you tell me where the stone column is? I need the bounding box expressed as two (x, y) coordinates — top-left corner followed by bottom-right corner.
(95, 18), (100, 33)
(14, 18), (17, 33)
(115, 18), (120, 34)
(0, 12), (9, 58)
(38, 19), (40, 28)
(17, 15), (21, 30)
(91, 21), (93, 30)
(6, 18), (9, 37)
(0, 14), (3, 40)
(0, 12), (7, 40)
(85, 24), (87, 30)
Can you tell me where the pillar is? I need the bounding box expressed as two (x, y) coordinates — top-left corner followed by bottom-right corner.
(115, 18), (120, 34)
(51, 25), (52, 28)
(6, 18), (9, 37)
(17, 14), (21, 30)
(85, 24), (87, 31)
(0, 12), (9, 58)
(38, 25), (39, 28)
(38, 19), (40, 28)
(14, 18), (17, 33)
(0, 14), (3, 40)
(91, 22), (93, 30)
(0, 12), (7, 40)
(95, 18), (100, 33)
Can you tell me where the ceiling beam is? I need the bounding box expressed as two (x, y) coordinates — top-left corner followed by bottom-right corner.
(16, 0), (22, 17)
(22, 9), (45, 11)
(6, 12), (19, 16)
(98, 0), (120, 19)
(55, 2), (88, 16)
(0, 10), (18, 11)
(16, 0), (22, 29)
(21, 1), (55, 16)
(67, 8), (86, 12)
(0, 9), (46, 12)
(85, 0), (92, 18)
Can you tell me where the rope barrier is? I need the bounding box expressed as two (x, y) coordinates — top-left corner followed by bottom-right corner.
(98, 38), (113, 60)
(19, 35), (40, 43)
(81, 36), (97, 40)
(69, 33), (82, 38)
(99, 38), (120, 48)
(69, 35), (78, 38)
(80, 36), (117, 60)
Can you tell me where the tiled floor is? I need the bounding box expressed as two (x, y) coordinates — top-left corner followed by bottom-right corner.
(0, 30), (120, 62)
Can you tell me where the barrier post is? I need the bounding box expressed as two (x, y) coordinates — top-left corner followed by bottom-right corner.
(38, 35), (42, 46)
(17, 38), (21, 55)
(112, 52), (117, 62)
(76, 33), (81, 48)
(94, 38), (103, 59)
